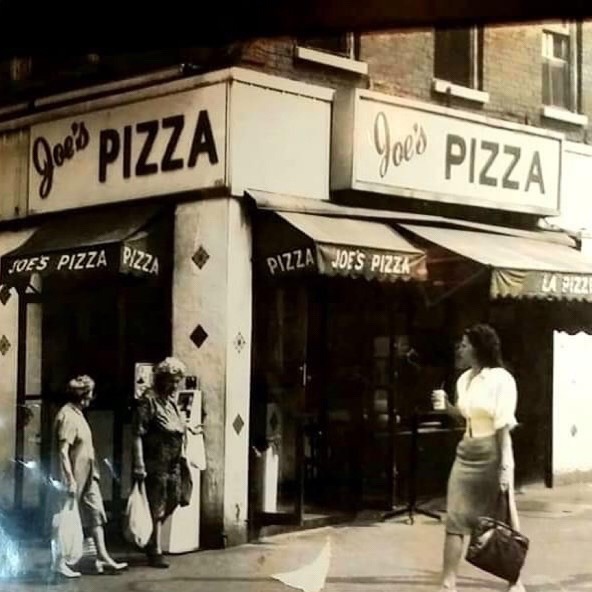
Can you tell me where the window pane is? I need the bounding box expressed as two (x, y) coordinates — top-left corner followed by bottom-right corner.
(434, 28), (473, 87)
(543, 59), (571, 108)
(553, 35), (570, 60)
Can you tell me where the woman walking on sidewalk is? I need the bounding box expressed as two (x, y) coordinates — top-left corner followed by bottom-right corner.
(50, 375), (128, 578)
(434, 324), (524, 592)
(132, 357), (192, 568)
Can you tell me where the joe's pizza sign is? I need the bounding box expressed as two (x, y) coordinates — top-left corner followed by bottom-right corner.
(28, 83), (227, 214)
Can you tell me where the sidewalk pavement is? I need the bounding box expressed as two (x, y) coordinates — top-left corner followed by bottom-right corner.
(4, 482), (592, 592)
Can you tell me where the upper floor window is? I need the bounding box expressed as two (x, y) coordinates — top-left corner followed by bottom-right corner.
(294, 33), (368, 75)
(542, 22), (579, 111)
(296, 34), (356, 59)
(434, 26), (483, 89)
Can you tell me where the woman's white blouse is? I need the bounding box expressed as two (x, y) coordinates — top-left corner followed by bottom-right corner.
(456, 367), (518, 438)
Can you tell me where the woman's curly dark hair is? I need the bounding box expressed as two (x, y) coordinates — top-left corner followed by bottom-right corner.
(464, 323), (504, 368)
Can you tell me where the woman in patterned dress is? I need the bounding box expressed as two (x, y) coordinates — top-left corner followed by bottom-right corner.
(132, 357), (198, 568)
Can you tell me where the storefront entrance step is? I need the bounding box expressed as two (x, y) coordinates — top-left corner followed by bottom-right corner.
(253, 511), (353, 540)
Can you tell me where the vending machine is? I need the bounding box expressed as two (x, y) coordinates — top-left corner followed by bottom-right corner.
(161, 383), (204, 554)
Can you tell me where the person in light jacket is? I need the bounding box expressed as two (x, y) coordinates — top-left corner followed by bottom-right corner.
(434, 324), (524, 592)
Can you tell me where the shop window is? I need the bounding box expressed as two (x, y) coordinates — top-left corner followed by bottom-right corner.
(542, 23), (578, 110)
(434, 26), (483, 90)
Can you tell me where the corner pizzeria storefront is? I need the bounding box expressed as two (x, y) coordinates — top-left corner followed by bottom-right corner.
(0, 67), (338, 548)
(3, 65), (592, 547)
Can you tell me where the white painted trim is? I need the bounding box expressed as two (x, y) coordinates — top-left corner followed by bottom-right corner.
(356, 88), (566, 141)
(230, 67), (335, 101)
(0, 103), (29, 119)
(432, 78), (490, 104)
(564, 140), (592, 156)
(0, 67), (334, 134)
(294, 46), (369, 75)
(35, 66), (183, 107)
(542, 105), (589, 127)
(542, 20), (571, 35)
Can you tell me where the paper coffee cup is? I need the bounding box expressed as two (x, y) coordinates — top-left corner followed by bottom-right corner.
(432, 389), (446, 410)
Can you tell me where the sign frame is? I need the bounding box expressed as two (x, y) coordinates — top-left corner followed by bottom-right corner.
(331, 88), (564, 217)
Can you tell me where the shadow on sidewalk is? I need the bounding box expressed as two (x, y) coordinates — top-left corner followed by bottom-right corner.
(121, 570), (504, 591)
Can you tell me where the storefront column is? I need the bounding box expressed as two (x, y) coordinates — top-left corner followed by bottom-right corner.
(173, 197), (252, 547)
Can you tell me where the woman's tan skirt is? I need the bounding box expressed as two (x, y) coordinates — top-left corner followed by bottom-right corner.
(445, 434), (499, 535)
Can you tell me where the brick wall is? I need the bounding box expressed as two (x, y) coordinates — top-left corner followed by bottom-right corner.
(239, 22), (592, 144)
(360, 29), (433, 100)
(484, 23), (543, 125)
(240, 37), (368, 91)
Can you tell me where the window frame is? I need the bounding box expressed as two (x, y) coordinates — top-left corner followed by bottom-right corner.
(432, 25), (489, 104)
(433, 26), (484, 90)
(541, 21), (586, 125)
(296, 32), (356, 59)
(294, 32), (368, 75)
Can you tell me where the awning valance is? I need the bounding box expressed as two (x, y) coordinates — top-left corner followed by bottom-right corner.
(400, 224), (592, 302)
(1, 204), (167, 284)
(257, 211), (427, 282)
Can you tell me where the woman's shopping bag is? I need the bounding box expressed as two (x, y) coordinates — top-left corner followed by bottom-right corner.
(124, 481), (153, 548)
(53, 497), (84, 566)
(466, 491), (529, 583)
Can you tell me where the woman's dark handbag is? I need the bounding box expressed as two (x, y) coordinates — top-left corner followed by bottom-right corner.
(179, 456), (193, 507)
(466, 491), (529, 583)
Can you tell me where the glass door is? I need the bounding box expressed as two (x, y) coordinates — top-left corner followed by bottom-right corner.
(250, 279), (316, 525)
(15, 294), (44, 523)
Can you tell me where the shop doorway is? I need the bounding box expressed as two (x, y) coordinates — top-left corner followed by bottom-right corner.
(250, 279), (326, 527)
(250, 277), (426, 529)
(13, 275), (171, 530)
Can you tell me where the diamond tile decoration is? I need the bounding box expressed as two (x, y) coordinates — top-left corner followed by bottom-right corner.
(233, 414), (245, 435)
(192, 245), (210, 270)
(190, 325), (209, 349)
(0, 285), (11, 306)
(233, 332), (246, 354)
(0, 335), (11, 356)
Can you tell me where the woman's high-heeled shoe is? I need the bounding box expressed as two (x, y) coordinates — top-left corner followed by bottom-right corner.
(53, 562), (81, 578)
(94, 559), (128, 574)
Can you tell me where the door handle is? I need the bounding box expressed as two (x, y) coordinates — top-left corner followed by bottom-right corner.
(299, 363), (310, 387)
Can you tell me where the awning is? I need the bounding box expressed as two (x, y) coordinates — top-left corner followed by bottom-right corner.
(257, 211), (427, 282)
(1, 204), (167, 284)
(245, 189), (576, 248)
(400, 224), (592, 302)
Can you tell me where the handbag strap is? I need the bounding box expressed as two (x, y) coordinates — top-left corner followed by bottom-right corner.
(494, 489), (512, 525)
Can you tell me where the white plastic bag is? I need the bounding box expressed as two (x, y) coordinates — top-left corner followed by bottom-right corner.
(185, 433), (207, 470)
(124, 481), (153, 548)
(53, 497), (83, 566)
